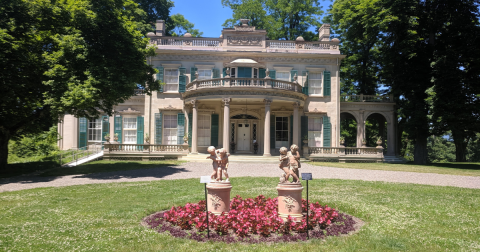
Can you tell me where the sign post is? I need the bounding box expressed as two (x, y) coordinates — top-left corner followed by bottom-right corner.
(301, 173), (312, 239)
(200, 176), (211, 238)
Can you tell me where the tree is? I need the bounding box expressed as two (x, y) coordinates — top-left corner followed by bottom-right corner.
(328, 0), (385, 95)
(170, 14), (203, 37)
(134, 0), (175, 34)
(221, 0), (324, 40)
(0, 0), (160, 170)
(427, 0), (480, 162)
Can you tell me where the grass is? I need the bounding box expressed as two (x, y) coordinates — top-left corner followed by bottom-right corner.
(0, 177), (479, 251)
(308, 161), (480, 177)
(0, 160), (185, 179)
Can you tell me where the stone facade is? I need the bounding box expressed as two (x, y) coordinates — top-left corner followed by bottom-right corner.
(58, 20), (397, 157)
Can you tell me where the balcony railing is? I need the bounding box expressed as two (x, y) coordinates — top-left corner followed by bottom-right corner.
(185, 77), (304, 94)
(104, 143), (188, 153)
(148, 36), (339, 53)
(340, 94), (394, 103)
(303, 146), (384, 162)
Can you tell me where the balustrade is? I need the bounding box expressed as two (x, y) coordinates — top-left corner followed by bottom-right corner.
(185, 77), (303, 94)
(307, 147), (383, 156)
(104, 143), (188, 153)
(340, 94), (394, 103)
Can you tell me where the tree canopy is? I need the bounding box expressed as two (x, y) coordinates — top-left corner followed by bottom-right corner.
(221, 0), (324, 40)
(170, 14), (203, 37)
(0, 0), (160, 169)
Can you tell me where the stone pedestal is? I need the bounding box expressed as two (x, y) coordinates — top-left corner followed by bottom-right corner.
(206, 181), (232, 215)
(276, 183), (304, 222)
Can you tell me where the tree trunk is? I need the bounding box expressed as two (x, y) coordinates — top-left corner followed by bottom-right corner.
(0, 130), (10, 171)
(451, 131), (467, 162)
(413, 136), (428, 164)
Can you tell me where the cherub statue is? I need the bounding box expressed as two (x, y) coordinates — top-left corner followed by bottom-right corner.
(279, 147), (290, 183)
(206, 146), (219, 180)
(287, 144), (301, 183)
(206, 146), (230, 182)
(216, 148), (229, 182)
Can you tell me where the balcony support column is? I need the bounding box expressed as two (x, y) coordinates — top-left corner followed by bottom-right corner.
(222, 98), (231, 152)
(191, 100), (198, 154)
(386, 119), (396, 156)
(263, 99), (272, 157)
(293, 102), (300, 147)
(357, 110), (365, 147)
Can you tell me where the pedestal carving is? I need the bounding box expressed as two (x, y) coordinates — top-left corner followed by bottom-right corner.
(206, 181), (232, 215)
(276, 182), (304, 222)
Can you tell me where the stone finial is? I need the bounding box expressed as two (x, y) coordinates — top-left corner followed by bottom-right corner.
(293, 73), (298, 83)
(319, 23), (331, 41)
(195, 71), (199, 79)
(156, 20), (165, 36)
(184, 33), (192, 37)
(265, 68), (270, 78)
(296, 36), (305, 41)
(240, 19), (250, 26)
(220, 34), (223, 38)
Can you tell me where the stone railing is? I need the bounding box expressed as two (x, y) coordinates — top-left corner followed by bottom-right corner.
(185, 77), (303, 94)
(340, 94), (394, 103)
(303, 146), (384, 162)
(104, 143), (188, 153)
(148, 36), (339, 52)
(150, 37), (222, 47)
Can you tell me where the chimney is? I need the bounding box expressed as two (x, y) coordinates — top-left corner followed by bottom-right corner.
(318, 24), (331, 41)
(156, 20), (165, 36)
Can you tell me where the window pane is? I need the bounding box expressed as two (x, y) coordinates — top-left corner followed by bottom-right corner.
(124, 130), (137, 143)
(277, 72), (289, 81)
(198, 69), (212, 80)
(123, 118), (137, 129)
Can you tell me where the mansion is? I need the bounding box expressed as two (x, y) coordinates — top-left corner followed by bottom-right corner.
(57, 19), (397, 162)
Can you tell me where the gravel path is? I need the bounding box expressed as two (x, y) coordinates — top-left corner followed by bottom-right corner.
(1, 162), (479, 192)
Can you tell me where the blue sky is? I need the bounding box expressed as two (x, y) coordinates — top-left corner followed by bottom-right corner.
(170, 0), (332, 38)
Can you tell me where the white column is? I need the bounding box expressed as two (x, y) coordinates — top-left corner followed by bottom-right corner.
(387, 120), (395, 156)
(357, 111), (365, 147)
(263, 99), (272, 157)
(191, 100), (198, 154)
(222, 98), (231, 152)
(293, 102), (300, 147)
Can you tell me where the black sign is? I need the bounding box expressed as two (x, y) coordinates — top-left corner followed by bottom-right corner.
(301, 173), (312, 180)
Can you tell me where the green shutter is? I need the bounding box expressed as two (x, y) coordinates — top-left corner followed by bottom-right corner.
(177, 113), (185, 145)
(179, 67), (186, 93)
(289, 115), (293, 144)
(114, 116), (122, 143)
(191, 67), (198, 81)
(79, 117), (87, 149)
(301, 116), (308, 146)
(156, 66), (164, 93)
(213, 68), (220, 78)
(137, 116), (144, 147)
(222, 67), (227, 85)
(290, 70), (298, 82)
(302, 71), (309, 95)
(102, 116), (109, 142)
(188, 113), (192, 147)
(323, 116), (331, 147)
(270, 115), (275, 149)
(324, 71), (331, 96)
(211, 114), (219, 147)
(269, 70), (276, 79)
(155, 113), (162, 144)
(259, 68), (266, 78)
(238, 67), (252, 78)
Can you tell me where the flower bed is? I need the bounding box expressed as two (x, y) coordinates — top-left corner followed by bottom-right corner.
(144, 195), (358, 243)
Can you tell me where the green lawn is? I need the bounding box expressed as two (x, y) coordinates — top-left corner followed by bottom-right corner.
(0, 177), (479, 251)
(308, 161), (480, 176)
(0, 160), (185, 178)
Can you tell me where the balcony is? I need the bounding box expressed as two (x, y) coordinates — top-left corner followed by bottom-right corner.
(340, 94), (394, 103)
(303, 146), (384, 163)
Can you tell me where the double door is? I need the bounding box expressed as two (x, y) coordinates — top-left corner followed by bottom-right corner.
(237, 123), (251, 151)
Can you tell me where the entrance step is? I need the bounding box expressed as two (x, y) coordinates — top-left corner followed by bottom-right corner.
(180, 153), (308, 163)
(383, 155), (408, 164)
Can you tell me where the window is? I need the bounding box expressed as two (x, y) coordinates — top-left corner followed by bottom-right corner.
(253, 68), (258, 78)
(308, 117), (322, 147)
(231, 123), (235, 142)
(164, 69), (179, 92)
(309, 73), (322, 95)
(88, 119), (102, 141)
(230, 68), (236, 78)
(198, 69), (212, 80)
(277, 72), (290, 81)
(123, 117), (137, 143)
(198, 115), (211, 146)
(275, 117), (289, 148)
(163, 114), (177, 144)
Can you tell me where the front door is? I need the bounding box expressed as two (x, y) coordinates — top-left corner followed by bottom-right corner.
(237, 123), (251, 151)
